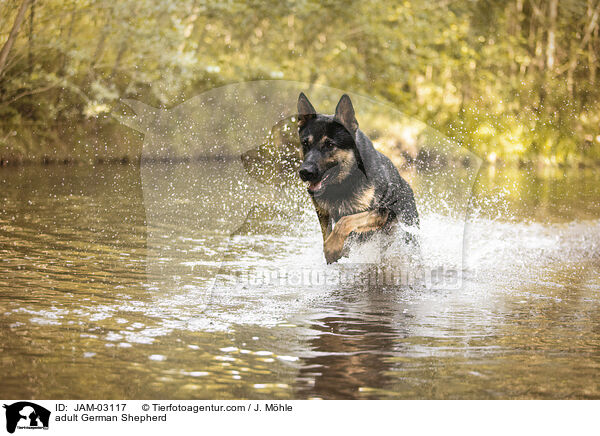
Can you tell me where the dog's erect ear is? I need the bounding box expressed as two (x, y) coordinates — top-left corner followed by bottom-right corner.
(297, 92), (316, 128)
(334, 94), (358, 133)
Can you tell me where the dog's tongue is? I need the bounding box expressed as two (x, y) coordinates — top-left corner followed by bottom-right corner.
(309, 180), (322, 192)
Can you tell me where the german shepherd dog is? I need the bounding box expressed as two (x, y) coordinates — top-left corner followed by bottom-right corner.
(297, 93), (419, 263)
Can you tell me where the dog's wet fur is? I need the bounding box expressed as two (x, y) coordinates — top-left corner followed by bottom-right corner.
(297, 93), (419, 263)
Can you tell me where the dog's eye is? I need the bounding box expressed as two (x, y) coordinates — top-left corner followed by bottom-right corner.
(322, 139), (335, 149)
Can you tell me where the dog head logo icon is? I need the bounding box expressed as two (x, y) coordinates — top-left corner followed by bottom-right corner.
(3, 402), (50, 434)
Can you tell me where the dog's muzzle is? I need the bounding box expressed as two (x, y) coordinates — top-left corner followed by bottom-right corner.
(298, 165), (318, 182)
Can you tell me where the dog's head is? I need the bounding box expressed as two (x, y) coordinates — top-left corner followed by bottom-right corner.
(297, 93), (364, 197)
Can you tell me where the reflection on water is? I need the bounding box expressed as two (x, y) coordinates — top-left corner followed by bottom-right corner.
(0, 163), (599, 399)
(296, 309), (402, 399)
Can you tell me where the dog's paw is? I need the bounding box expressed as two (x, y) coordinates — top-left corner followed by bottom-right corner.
(324, 250), (341, 264)
(323, 235), (345, 264)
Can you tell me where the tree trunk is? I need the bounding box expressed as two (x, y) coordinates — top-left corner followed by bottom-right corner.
(566, 0), (599, 95)
(84, 29), (108, 86)
(546, 0), (558, 71)
(588, 0), (599, 84)
(110, 41), (127, 79)
(592, 22), (598, 85)
(0, 0), (33, 77)
(28, 0), (35, 74)
(531, 1), (546, 72)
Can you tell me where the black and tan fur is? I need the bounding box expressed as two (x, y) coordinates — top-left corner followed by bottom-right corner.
(297, 93), (419, 263)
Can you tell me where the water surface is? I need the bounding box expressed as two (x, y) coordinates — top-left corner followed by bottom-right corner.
(0, 163), (598, 399)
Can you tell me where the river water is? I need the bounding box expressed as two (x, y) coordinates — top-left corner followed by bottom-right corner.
(0, 163), (598, 399)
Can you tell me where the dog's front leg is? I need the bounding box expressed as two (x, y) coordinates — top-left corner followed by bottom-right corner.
(323, 209), (389, 264)
(312, 199), (332, 243)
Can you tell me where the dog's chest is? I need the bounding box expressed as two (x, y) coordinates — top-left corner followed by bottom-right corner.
(316, 185), (375, 221)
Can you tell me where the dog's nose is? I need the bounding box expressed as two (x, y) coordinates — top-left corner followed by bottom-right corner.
(299, 166), (318, 182)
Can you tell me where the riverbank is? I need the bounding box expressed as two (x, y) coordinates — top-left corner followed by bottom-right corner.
(3, 118), (599, 170)
(1, 147), (599, 170)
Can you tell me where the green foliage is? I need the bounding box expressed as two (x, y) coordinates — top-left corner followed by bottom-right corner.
(0, 0), (598, 164)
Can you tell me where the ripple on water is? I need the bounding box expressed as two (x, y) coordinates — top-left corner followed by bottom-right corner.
(0, 164), (599, 399)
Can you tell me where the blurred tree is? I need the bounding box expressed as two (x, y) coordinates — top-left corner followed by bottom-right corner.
(0, 0), (32, 76)
(0, 0), (598, 165)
